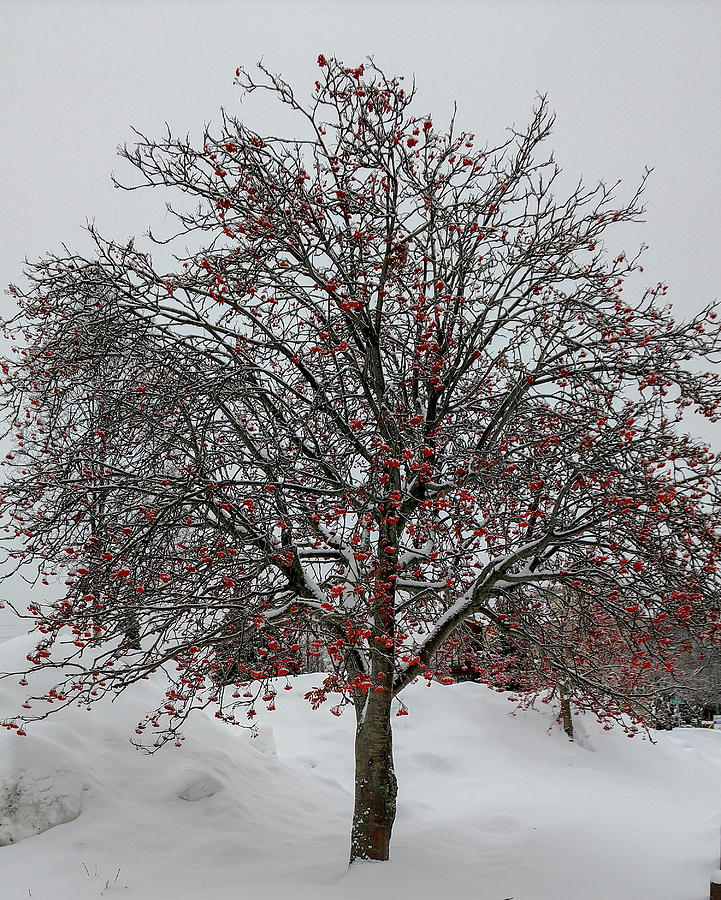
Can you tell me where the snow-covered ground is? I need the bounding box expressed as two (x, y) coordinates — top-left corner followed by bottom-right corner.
(1, 629), (720, 900)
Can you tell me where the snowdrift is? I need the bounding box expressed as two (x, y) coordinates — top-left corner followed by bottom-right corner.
(1, 629), (720, 900)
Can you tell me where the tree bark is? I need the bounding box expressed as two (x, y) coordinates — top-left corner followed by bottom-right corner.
(559, 680), (574, 740)
(350, 685), (398, 863)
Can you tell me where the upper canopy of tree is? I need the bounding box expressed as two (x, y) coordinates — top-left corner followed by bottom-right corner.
(2, 55), (721, 745)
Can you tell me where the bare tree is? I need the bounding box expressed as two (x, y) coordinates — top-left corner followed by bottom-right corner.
(2, 56), (721, 863)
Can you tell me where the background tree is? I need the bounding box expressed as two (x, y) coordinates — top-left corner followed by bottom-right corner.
(2, 56), (721, 863)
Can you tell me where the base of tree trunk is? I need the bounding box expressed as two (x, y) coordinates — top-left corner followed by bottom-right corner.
(350, 695), (398, 863)
(560, 684), (574, 740)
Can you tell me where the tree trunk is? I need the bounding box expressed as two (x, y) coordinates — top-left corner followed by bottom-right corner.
(559, 680), (574, 740)
(350, 686), (398, 863)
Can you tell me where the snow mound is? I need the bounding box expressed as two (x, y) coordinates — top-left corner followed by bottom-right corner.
(0, 733), (85, 845)
(1, 630), (721, 900)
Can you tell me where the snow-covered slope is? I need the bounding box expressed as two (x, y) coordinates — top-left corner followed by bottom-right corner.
(1, 630), (720, 900)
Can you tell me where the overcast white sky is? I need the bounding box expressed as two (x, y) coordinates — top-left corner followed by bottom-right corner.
(0, 0), (719, 612)
(2, 0), (719, 315)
